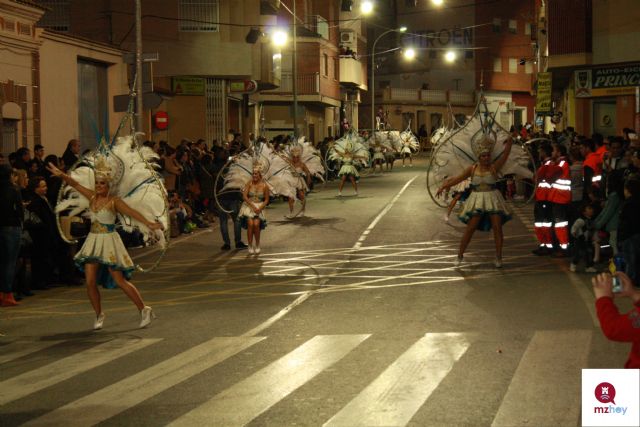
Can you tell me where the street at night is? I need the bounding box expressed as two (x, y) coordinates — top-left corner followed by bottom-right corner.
(0, 159), (631, 425)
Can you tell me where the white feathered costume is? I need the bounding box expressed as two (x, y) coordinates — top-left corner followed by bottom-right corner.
(56, 135), (168, 282)
(329, 132), (370, 178)
(222, 141), (298, 200)
(284, 138), (325, 192)
(399, 129), (420, 155)
(369, 132), (395, 162)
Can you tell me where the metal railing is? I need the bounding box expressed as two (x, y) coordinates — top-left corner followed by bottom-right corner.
(264, 72), (320, 95)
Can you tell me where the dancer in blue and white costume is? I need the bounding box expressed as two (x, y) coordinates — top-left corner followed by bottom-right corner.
(48, 136), (166, 330)
(329, 132), (370, 196)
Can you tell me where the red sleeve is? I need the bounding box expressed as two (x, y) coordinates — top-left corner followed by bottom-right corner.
(595, 297), (640, 343)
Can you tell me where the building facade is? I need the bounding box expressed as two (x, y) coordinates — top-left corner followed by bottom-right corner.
(542, 0), (640, 136)
(360, 0), (538, 134)
(1, 0), (129, 156)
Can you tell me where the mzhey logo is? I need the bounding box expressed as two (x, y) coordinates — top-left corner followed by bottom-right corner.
(595, 382), (616, 404)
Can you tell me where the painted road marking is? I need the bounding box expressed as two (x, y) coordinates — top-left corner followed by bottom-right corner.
(169, 335), (370, 426)
(0, 340), (62, 365)
(324, 333), (470, 426)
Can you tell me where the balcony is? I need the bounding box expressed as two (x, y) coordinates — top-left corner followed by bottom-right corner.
(263, 72), (320, 95)
(339, 57), (366, 89)
(378, 88), (476, 106)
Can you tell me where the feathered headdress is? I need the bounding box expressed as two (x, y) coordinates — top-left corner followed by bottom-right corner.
(471, 133), (496, 157)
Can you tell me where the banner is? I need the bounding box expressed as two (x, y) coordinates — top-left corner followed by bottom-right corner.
(575, 65), (640, 97)
(536, 72), (552, 113)
(172, 77), (205, 95)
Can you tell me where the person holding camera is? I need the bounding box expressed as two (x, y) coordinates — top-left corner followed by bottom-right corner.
(593, 272), (640, 368)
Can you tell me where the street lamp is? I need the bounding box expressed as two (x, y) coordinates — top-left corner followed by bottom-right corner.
(431, 0), (444, 6)
(403, 48), (416, 60)
(271, 29), (288, 47)
(361, 0), (374, 15)
(371, 27), (407, 136)
(444, 50), (456, 63)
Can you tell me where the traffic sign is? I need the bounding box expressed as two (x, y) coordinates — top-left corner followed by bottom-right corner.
(229, 80), (258, 94)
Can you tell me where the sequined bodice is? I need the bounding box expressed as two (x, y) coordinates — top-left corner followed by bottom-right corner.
(248, 190), (265, 203)
(471, 170), (497, 192)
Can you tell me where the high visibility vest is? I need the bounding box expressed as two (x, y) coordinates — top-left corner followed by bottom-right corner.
(584, 152), (603, 185)
(535, 160), (553, 202)
(549, 158), (571, 204)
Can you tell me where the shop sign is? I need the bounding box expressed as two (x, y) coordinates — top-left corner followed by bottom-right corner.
(536, 72), (552, 112)
(575, 65), (640, 98)
(172, 77), (205, 95)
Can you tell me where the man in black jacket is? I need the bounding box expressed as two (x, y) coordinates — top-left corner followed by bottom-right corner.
(211, 147), (247, 250)
(619, 178), (640, 287)
(61, 139), (81, 170)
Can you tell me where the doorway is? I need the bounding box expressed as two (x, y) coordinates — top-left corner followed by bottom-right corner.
(593, 99), (616, 136)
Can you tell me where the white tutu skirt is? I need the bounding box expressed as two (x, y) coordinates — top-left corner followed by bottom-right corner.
(296, 176), (309, 192)
(339, 164), (359, 178)
(458, 190), (511, 231)
(239, 202), (267, 229)
(75, 229), (135, 280)
(401, 147), (412, 154)
(373, 152), (385, 161)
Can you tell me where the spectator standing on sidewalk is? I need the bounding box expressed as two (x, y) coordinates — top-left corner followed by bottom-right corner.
(0, 164), (23, 306)
(570, 204), (597, 273)
(593, 272), (640, 369)
(618, 178), (640, 286)
(212, 147), (247, 251)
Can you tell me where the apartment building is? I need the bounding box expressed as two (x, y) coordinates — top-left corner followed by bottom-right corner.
(259, 0), (368, 143)
(361, 0), (538, 134)
(0, 0), (129, 156)
(542, 0), (640, 136)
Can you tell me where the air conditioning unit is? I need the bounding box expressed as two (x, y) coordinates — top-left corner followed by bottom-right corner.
(340, 31), (356, 51)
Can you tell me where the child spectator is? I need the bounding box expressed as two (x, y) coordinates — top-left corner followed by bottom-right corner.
(570, 204), (597, 273)
(593, 272), (640, 368)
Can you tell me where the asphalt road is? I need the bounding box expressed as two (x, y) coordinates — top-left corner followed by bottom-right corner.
(0, 155), (631, 426)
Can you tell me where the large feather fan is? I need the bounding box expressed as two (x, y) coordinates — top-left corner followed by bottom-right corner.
(400, 129), (420, 151)
(222, 142), (298, 199)
(285, 138), (325, 180)
(369, 131), (395, 152)
(432, 115), (533, 182)
(329, 132), (370, 166)
(56, 135), (168, 246)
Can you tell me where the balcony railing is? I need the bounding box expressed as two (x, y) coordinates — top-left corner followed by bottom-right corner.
(339, 57), (365, 87)
(379, 88), (476, 106)
(264, 72), (320, 95)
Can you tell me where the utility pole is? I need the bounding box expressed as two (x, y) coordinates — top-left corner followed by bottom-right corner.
(292, 0), (299, 138)
(135, 0), (144, 136)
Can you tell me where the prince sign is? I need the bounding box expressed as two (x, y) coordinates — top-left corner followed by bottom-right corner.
(575, 65), (640, 97)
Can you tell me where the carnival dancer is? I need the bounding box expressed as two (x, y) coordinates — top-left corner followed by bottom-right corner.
(370, 132), (391, 174)
(221, 141), (297, 254)
(329, 132), (370, 196)
(238, 165), (270, 254)
(400, 128), (419, 167)
(284, 140), (325, 218)
(47, 136), (166, 330)
(436, 132), (515, 268)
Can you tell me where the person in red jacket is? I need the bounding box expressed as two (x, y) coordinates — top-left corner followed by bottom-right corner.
(532, 144), (555, 255)
(593, 272), (640, 369)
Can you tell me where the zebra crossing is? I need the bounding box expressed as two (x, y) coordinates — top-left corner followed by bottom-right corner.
(1, 330), (592, 426)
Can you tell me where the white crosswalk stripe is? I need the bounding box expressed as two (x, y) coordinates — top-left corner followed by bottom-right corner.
(324, 332), (470, 427)
(0, 331), (592, 426)
(23, 336), (265, 426)
(169, 334), (370, 426)
(0, 338), (160, 405)
(492, 330), (592, 426)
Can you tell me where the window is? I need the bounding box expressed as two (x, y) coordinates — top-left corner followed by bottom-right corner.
(35, 0), (70, 32)
(509, 58), (518, 73)
(525, 23), (532, 35)
(405, 0), (417, 7)
(334, 57), (339, 80)
(2, 119), (18, 155)
(492, 18), (501, 33)
(493, 57), (502, 72)
(77, 59), (108, 148)
(509, 19), (517, 34)
(179, 0), (219, 32)
(323, 53), (329, 76)
(525, 61), (533, 74)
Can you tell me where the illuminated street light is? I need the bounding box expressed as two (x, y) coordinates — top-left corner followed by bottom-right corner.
(403, 48), (416, 60)
(361, 0), (374, 15)
(445, 50), (457, 63)
(271, 29), (288, 46)
(399, 26), (408, 32)
(431, 0), (444, 6)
